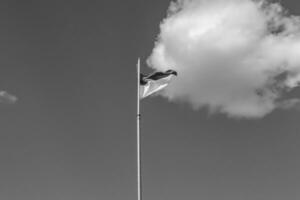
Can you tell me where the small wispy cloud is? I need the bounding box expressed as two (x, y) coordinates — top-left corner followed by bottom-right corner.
(278, 98), (300, 110)
(148, 0), (300, 118)
(0, 91), (18, 104)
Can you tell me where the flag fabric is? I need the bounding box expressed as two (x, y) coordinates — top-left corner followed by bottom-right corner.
(140, 70), (177, 99)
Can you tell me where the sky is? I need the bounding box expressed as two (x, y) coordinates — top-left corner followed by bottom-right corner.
(0, 0), (300, 200)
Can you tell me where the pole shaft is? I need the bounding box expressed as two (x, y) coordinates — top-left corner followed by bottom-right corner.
(137, 58), (142, 200)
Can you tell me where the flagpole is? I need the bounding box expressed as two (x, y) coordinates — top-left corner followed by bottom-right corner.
(137, 58), (142, 200)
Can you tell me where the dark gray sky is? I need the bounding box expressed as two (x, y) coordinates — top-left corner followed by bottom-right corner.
(0, 0), (300, 200)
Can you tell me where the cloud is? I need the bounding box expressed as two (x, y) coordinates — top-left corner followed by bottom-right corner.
(147, 0), (300, 118)
(278, 98), (300, 110)
(0, 91), (18, 104)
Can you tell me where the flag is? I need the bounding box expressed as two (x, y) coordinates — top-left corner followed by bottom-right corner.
(140, 70), (177, 98)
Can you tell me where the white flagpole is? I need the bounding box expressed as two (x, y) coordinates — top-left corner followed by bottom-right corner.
(137, 58), (142, 200)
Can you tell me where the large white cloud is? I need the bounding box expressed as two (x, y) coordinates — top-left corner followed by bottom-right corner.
(147, 0), (300, 118)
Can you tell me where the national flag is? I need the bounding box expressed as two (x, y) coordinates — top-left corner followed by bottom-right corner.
(140, 70), (177, 98)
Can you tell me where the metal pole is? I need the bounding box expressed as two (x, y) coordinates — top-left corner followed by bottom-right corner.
(137, 58), (142, 200)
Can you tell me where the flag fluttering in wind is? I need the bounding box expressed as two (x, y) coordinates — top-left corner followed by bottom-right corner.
(140, 70), (177, 98)
(135, 60), (177, 200)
